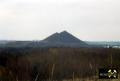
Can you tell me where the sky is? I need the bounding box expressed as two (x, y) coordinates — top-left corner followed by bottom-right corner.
(0, 0), (120, 41)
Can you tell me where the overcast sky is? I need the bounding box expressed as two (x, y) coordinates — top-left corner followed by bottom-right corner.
(0, 0), (120, 41)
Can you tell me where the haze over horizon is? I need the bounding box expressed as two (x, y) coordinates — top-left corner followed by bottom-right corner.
(0, 0), (120, 41)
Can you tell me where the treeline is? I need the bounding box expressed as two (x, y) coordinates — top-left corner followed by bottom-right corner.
(0, 47), (120, 81)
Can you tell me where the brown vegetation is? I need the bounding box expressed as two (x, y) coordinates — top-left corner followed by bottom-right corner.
(0, 47), (120, 81)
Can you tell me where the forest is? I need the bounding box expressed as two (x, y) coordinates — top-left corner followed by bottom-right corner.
(0, 47), (120, 81)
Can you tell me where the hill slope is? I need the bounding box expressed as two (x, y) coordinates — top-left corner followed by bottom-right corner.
(0, 31), (89, 48)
